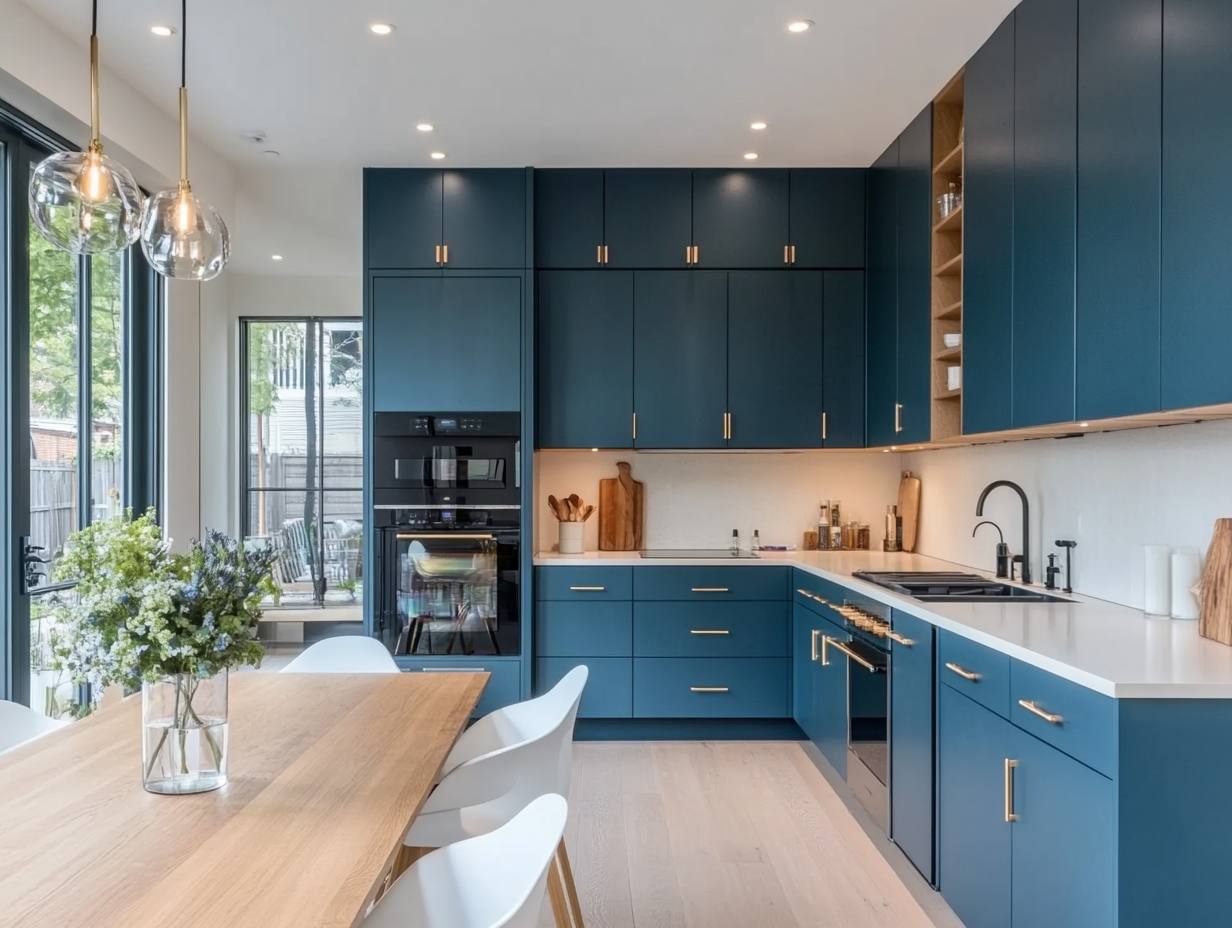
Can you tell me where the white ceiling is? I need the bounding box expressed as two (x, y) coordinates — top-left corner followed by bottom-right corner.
(19, 0), (1018, 274)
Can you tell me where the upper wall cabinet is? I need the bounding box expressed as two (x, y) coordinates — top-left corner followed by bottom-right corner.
(534, 170), (605, 268)
(604, 170), (694, 268)
(365, 168), (527, 270)
(790, 169), (867, 269)
(866, 140), (900, 448)
(692, 169), (790, 268)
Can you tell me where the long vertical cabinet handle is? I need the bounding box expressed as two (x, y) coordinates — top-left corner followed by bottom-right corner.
(895, 403), (903, 433)
(632, 413), (637, 441)
(811, 628), (820, 662)
(1004, 759), (1019, 822)
(822, 412), (827, 442)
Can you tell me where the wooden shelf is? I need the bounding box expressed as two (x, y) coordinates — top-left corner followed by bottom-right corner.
(935, 388), (963, 400)
(934, 253), (963, 278)
(935, 300), (963, 321)
(933, 142), (964, 176)
(935, 346), (962, 362)
(934, 204), (963, 234)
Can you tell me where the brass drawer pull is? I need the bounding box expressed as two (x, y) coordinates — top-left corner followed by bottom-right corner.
(569, 586), (606, 592)
(811, 628), (820, 661)
(823, 636), (880, 673)
(946, 662), (981, 682)
(887, 631), (915, 647)
(1004, 758), (1019, 822)
(796, 588), (830, 605)
(691, 587), (730, 593)
(1018, 699), (1063, 724)
(690, 629), (730, 635)
(690, 686), (729, 693)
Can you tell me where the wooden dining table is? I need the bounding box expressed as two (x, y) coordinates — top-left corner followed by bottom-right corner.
(0, 670), (487, 928)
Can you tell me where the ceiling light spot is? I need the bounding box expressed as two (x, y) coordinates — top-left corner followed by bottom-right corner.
(744, 152), (759, 160)
(430, 152), (446, 160)
(150, 25), (176, 37)
(416, 123), (434, 132)
(271, 255), (283, 261)
(788, 20), (814, 33)
(370, 23), (395, 35)
(1079, 422), (1090, 427)
(750, 121), (768, 131)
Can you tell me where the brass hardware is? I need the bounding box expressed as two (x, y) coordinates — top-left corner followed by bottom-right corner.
(945, 662), (981, 682)
(397, 534), (495, 541)
(1018, 699), (1063, 724)
(178, 87), (189, 186)
(824, 636), (880, 673)
(784, 244), (791, 265)
(811, 628), (820, 661)
(690, 686), (729, 693)
(686, 245), (693, 264)
(632, 412), (637, 440)
(790, 245), (797, 264)
(1004, 759), (1019, 822)
(895, 403), (903, 433)
(822, 412), (827, 441)
(723, 412), (732, 440)
(569, 586), (606, 592)
(693, 245), (700, 264)
(442, 244), (449, 264)
(597, 244), (603, 264)
(887, 631), (915, 647)
(690, 629), (731, 635)
(691, 587), (730, 593)
(796, 588), (830, 605)
(435, 244), (441, 263)
(603, 245), (610, 264)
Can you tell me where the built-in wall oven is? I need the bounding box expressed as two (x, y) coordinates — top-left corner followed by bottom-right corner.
(374, 413), (521, 658)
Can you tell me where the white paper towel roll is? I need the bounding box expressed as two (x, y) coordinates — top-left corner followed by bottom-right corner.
(1171, 548), (1202, 620)
(1144, 545), (1172, 615)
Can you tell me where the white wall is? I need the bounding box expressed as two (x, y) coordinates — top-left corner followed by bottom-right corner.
(534, 450), (904, 554)
(903, 420), (1232, 609)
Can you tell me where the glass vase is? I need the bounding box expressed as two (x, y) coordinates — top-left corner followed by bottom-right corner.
(142, 670), (229, 794)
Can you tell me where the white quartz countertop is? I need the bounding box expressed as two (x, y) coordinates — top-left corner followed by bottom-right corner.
(533, 549), (1232, 698)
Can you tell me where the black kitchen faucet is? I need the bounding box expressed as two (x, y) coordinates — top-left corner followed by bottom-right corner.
(975, 481), (1032, 585)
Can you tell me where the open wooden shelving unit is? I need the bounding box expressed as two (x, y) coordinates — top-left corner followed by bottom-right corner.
(930, 70), (964, 441)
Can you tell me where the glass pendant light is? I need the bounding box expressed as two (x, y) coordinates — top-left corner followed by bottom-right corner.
(28, 0), (143, 255)
(140, 0), (229, 281)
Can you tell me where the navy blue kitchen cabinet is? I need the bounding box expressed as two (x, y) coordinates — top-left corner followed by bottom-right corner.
(962, 13), (1016, 435)
(536, 271), (633, 448)
(371, 275), (521, 411)
(692, 169), (790, 268)
(822, 271), (867, 448)
(727, 271), (825, 448)
(365, 169), (526, 270)
(866, 140), (899, 448)
(1012, 0), (1078, 429)
(1161, 0), (1232, 410)
(633, 271), (728, 448)
(793, 603), (822, 743)
(813, 615), (851, 777)
(889, 610), (935, 884)
(1076, 0), (1162, 421)
(790, 169), (867, 269)
(534, 169), (605, 268)
(937, 684), (1013, 928)
(604, 170), (693, 268)
(896, 105), (933, 445)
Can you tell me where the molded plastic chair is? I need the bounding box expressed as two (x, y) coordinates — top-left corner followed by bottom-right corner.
(402, 665), (589, 928)
(367, 794), (569, 928)
(280, 636), (400, 674)
(0, 699), (68, 754)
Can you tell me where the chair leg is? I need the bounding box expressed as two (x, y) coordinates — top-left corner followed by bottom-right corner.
(557, 839), (586, 928)
(546, 856), (574, 928)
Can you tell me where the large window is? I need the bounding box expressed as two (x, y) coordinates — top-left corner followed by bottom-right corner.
(242, 319), (363, 610)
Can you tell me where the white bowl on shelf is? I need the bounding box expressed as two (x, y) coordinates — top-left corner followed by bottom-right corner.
(944, 333), (962, 349)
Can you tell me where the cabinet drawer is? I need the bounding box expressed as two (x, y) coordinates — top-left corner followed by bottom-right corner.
(633, 566), (789, 601)
(793, 572), (851, 615)
(535, 602), (632, 657)
(536, 658), (632, 718)
(1010, 659), (1117, 777)
(535, 566), (633, 601)
(937, 630), (1011, 718)
(633, 602), (789, 658)
(633, 658), (790, 718)
(401, 660), (521, 718)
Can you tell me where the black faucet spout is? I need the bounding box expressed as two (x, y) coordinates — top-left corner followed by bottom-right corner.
(975, 480), (1032, 585)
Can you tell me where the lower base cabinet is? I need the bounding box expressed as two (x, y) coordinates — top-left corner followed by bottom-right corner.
(633, 657), (790, 718)
(889, 610), (935, 884)
(791, 601), (849, 778)
(536, 657), (632, 718)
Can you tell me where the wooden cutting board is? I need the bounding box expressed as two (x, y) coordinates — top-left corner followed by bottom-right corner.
(599, 461), (645, 551)
(1200, 519), (1232, 645)
(898, 471), (921, 553)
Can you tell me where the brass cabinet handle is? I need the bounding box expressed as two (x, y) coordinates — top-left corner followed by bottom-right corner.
(790, 245), (797, 264)
(597, 244), (603, 264)
(434, 244), (441, 263)
(441, 244), (449, 264)
(895, 403), (903, 433)
(723, 412), (732, 440)
(632, 412), (637, 440)
(1018, 699), (1063, 724)
(784, 244), (791, 265)
(690, 587), (730, 593)
(690, 686), (729, 693)
(690, 629), (730, 635)
(887, 631), (915, 647)
(686, 245), (693, 264)
(822, 412), (827, 441)
(1004, 758), (1019, 822)
(811, 628), (820, 662)
(796, 588), (831, 606)
(693, 245), (700, 264)
(945, 662), (981, 682)
(603, 245), (610, 264)
(569, 586), (606, 592)
(823, 636), (881, 673)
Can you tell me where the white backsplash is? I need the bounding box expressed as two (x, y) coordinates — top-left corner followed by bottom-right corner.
(903, 419), (1232, 610)
(533, 450), (904, 554)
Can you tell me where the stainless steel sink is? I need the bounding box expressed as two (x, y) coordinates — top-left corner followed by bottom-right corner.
(852, 571), (1073, 604)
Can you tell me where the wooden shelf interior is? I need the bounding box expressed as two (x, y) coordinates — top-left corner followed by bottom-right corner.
(934, 143), (964, 177)
(935, 300), (963, 321)
(934, 204), (963, 234)
(934, 253), (963, 277)
(935, 345), (962, 362)
(936, 388), (962, 400)
(931, 69), (964, 443)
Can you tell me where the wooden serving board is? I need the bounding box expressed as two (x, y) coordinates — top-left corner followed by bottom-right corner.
(599, 461), (645, 551)
(898, 472), (921, 553)
(1200, 519), (1232, 646)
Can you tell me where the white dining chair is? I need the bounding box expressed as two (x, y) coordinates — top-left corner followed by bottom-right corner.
(279, 636), (401, 674)
(399, 665), (589, 928)
(0, 699), (68, 754)
(367, 794), (569, 928)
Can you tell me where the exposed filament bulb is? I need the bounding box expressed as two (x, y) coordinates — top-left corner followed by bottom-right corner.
(78, 146), (112, 204)
(175, 184), (196, 233)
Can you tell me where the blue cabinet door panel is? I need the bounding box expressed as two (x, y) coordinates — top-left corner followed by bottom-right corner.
(1009, 658), (1117, 776)
(1161, 0), (1232, 409)
(793, 604), (821, 741)
(534, 566), (634, 601)
(536, 657), (632, 718)
(866, 141), (899, 447)
(633, 657), (790, 718)
(1012, 0), (1078, 428)
(896, 105), (934, 445)
(633, 566), (789, 601)
(790, 169), (867, 269)
(604, 170), (693, 268)
(727, 271), (825, 448)
(1076, 0), (1162, 421)
(890, 610), (935, 883)
(937, 685), (1012, 928)
(1010, 726), (1116, 928)
(372, 276), (521, 412)
(534, 169), (605, 269)
(963, 14), (1016, 434)
(823, 271), (867, 448)
(633, 271), (728, 448)
(692, 169), (790, 268)
(537, 271), (633, 448)
(366, 169), (442, 270)
(442, 169), (526, 269)
(632, 602), (789, 658)
(814, 620), (850, 777)
(534, 601), (633, 657)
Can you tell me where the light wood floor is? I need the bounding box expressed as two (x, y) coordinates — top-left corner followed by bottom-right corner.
(542, 742), (960, 928)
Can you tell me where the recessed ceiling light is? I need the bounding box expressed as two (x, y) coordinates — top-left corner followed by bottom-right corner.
(1079, 422), (1090, 427)
(151, 25), (176, 36)
(430, 152), (446, 160)
(750, 121), (768, 131)
(591, 448), (599, 452)
(744, 153), (759, 161)
(788, 20), (814, 33)
(271, 255), (283, 261)
(416, 123), (434, 132)
(370, 23), (395, 35)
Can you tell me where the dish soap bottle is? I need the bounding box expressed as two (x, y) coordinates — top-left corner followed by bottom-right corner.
(751, 530), (761, 555)
(731, 529), (740, 555)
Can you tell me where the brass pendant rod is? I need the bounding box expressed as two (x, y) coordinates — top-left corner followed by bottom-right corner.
(178, 0), (190, 188)
(88, 0), (101, 150)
